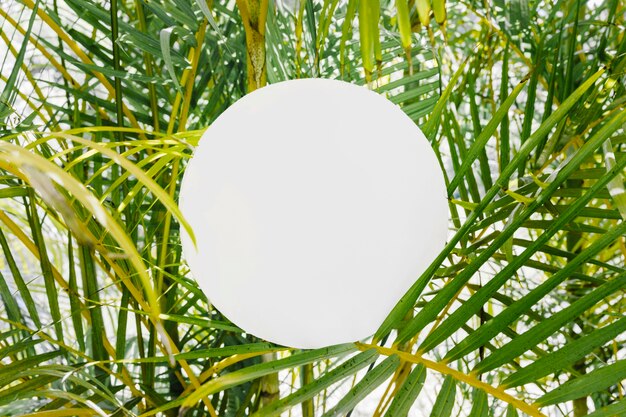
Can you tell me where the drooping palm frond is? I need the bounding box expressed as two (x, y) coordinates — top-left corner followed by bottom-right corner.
(0, 0), (625, 416)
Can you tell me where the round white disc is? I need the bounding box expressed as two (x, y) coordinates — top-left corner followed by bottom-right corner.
(179, 78), (448, 349)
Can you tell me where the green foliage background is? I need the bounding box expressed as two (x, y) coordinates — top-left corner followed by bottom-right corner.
(0, 0), (625, 416)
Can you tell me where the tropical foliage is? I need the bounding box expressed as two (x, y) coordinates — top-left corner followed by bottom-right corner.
(0, 0), (625, 416)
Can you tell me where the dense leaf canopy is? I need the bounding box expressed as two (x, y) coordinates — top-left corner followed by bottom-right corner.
(0, 0), (625, 416)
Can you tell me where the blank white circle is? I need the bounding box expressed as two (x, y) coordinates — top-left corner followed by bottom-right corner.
(179, 78), (448, 349)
